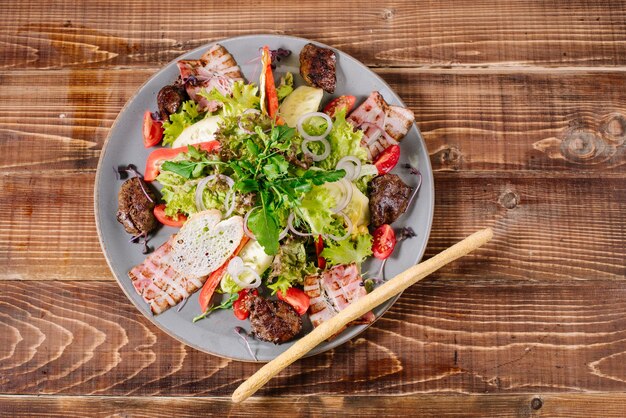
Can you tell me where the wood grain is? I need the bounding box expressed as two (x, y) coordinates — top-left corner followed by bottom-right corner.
(1, 1), (626, 69)
(1, 0), (626, 412)
(1, 279), (626, 395)
(2, 393), (626, 417)
(2, 172), (625, 282)
(1, 69), (625, 174)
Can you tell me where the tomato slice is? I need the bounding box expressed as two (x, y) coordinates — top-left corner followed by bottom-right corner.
(374, 144), (400, 175)
(277, 287), (310, 316)
(153, 204), (187, 227)
(315, 234), (326, 270)
(372, 224), (397, 259)
(142, 111), (164, 148)
(233, 289), (258, 320)
(323, 95), (356, 118)
(144, 140), (220, 181)
(198, 236), (250, 312)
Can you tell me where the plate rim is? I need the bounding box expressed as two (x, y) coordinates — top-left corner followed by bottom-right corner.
(94, 33), (435, 362)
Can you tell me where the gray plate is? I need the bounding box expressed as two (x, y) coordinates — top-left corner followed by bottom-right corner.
(95, 35), (434, 362)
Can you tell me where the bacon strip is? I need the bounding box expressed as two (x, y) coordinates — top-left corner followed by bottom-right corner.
(177, 44), (244, 112)
(347, 91), (415, 160)
(128, 236), (206, 315)
(304, 264), (374, 332)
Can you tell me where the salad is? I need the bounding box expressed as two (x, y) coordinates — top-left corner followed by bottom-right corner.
(116, 42), (419, 353)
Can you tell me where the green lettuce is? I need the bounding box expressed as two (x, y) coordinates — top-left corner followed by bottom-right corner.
(162, 100), (204, 147)
(319, 107), (368, 170)
(299, 185), (337, 235)
(199, 81), (260, 118)
(276, 72), (294, 102)
(321, 232), (373, 267)
(266, 239), (316, 294)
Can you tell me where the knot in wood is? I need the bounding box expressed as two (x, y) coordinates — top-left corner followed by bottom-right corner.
(559, 128), (609, 165)
(438, 146), (462, 170)
(530, 397), (543, 410)
(499, 190), (519, 209)
(600, 113), (626, 145)
(381, 8), (395, 20)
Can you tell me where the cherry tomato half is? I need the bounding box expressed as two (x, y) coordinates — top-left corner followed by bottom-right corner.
(323, 95), (357, 118)
(153, 204), (187, 227)
(233, 289), (259, 320)
(144, 140), (220, 181)
(372, 224), (396, 259)
(142, 110), (163, 148)
(277, 287), (310, 316)
(374, 144), (400, 175)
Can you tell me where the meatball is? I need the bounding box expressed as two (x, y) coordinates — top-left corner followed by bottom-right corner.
(245, 295), (302, 344)
(299, 43), (336, 93)
(157, 85), (187, 120)
(369, 174), (413, 227)
(116, 177), (158, 236)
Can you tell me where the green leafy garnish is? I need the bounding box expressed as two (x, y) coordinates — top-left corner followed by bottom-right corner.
(192, 293), (238, 323)
(160, 145), (224, 179)
(225, 124), (345, 255)
(276, 72), (294, 102)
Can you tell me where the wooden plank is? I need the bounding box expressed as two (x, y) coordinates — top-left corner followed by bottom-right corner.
(2, 172), (625, 281)
(1, 279), (626, 395)
(1, 1), (626, 69)
(1, 69), (625, 174)
(2, 393), (626, 417)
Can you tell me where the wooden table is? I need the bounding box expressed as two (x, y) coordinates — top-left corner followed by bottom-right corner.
(1, 1), (625, 416)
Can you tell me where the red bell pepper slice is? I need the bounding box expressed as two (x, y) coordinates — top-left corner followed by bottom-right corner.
(144, 140), (220, 181)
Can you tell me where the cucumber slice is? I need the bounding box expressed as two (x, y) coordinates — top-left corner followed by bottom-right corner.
(278, 86), (324, 128)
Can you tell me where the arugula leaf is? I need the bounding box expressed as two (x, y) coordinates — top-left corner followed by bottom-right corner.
(247, 191), (279, 255)
(160, 145), (223, 179)
(192, 293), (239, 323)
(235, 179), (260, 193)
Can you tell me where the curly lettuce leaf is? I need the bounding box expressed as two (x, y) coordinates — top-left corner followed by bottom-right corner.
(319, 107), (368, 170)
(321, 233), (373, 267)
(162, 100), (204, 147)
(199, 81), (260, 118)
(266, 239), (316, 294)
(299, 185), (337, 235)
(276, 72), (294, 102)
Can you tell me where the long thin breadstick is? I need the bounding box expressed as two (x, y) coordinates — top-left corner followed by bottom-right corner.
(232, 227), (494, 403)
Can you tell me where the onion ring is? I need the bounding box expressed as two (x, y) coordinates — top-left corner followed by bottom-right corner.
(325, 212), (353, 242)
(296, 112), (333, 141)
(331, 178), (353, 214)
(336, 156), (362, 181)
(301, 137), (330, 162)
(288, 212), (313, 237)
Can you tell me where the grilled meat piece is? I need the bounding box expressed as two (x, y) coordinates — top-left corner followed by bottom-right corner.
(304, 264), (374, 334)
(347, 91), (415, 160)
(177, 44), (244, 112)
(129, 236), (207, 314)
(369, 174), (412, 227)
(299, 43), (336, 93)
(245, 294), (302, 344)
(116, 177), (157, 236)
(157, 84), (187, 120)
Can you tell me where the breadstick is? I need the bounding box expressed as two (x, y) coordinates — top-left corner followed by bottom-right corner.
(232, 227), (494, 403)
